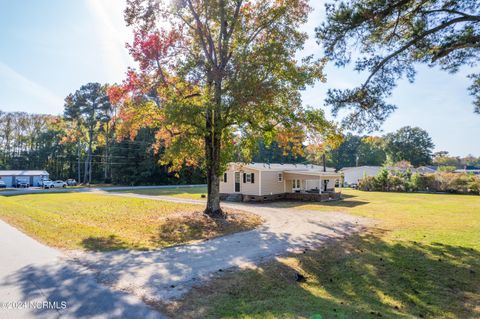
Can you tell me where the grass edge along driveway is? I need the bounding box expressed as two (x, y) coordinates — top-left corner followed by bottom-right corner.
(162, 189), (480, 319)
(0, 192), (261, 251)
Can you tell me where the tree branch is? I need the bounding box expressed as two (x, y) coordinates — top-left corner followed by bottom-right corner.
(362, 15), (480, 88)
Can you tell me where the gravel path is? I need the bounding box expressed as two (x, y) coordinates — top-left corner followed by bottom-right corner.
(70, 193), (371, 303)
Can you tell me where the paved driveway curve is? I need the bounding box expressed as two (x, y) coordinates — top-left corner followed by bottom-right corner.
(72, 193), (371, 303)
(0, 220), (163, 319)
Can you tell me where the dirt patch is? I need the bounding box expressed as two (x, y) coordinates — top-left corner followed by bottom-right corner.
(151, 209), (263, 248)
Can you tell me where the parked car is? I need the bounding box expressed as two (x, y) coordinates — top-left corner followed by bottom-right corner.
(0, 181), (6, 188)
(43, 180), (67, 189)
(66, 179), (77, 186)
(15, 178), (30, 188)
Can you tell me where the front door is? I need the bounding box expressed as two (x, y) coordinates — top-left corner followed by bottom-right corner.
(292, 179), (301, 192)
(234, 172), (241, 192)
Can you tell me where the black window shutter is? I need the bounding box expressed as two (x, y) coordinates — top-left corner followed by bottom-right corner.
(243, 173), (246, 183)
(251, 173), (255, 183)
(224, 173), (227, 183)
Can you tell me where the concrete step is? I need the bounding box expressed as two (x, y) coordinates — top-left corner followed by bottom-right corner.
(224, 194), (243, 202)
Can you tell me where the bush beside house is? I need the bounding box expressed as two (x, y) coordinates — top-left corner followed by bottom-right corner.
(359, 168), (480, 194)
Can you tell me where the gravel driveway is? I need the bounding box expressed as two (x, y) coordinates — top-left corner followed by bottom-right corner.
(70, 193), (371, 305)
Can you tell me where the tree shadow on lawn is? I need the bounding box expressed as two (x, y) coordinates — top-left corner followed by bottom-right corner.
(80, 211), (261, 252)
(168, 231), (480, 319)
(82, 235), (131, 251)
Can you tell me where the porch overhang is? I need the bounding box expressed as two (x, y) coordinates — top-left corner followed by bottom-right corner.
(283, 170), (341, 180)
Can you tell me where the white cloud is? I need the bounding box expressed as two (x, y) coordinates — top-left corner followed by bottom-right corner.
(86, 0), (133, 82)
(0, 61), (64, 113)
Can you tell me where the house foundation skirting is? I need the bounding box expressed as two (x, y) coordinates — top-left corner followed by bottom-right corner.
(220, 192), (342, 203)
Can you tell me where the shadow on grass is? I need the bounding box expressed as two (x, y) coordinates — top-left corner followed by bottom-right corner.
(81, 235), (131, 251)
(151, 216), (213, 247)
(80, 211), (260, 251)
(169, 231), (480, 319)
(150, 212), (261, 248)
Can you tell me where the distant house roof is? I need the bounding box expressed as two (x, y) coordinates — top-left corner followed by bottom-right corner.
(454, 169), (480, 174)
(339, 166), (381, 171)
(0, 170), (49, 176)
(416, 166), (437, 173)
(228, 162), (336, 172)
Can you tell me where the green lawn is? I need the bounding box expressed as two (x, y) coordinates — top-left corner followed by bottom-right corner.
(165, 189), (480, 319)
(110, 186), (207, 200)
(0, 192), (260, 251)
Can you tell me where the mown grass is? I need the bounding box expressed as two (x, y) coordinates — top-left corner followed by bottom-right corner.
(110, 186), (207, 200)
(0, 193), (261, 251)
(165, 189), (480, 319)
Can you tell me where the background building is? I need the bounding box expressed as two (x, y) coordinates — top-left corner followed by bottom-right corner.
(0, 170), (49, 187)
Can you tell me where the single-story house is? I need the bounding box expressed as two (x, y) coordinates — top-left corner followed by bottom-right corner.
(0, 170), (49, 187)
(339, 166), (381, 186)
(220, 163), (342, 202)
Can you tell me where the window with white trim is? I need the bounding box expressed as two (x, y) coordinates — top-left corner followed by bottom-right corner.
(278, 173), (283, 182)
(246, 173), (252, 183)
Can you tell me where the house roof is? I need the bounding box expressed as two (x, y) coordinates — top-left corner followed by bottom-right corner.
(339, 166), (381, 171)
(283, 170), (341, 178)
(231, 162), (336, 172)
(0, 170), (49, 176)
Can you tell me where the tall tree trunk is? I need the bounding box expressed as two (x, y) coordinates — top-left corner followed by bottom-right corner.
(85, 126), (94, 184)
(88, 151), (92, 184)
(204, 76), (224, 218)
(84, 154), (89, 184)
(205, 133), (223, 217)
(104, 122), (109, 182)
(87, 142), (92, 184)
(77, 138), (81, 183)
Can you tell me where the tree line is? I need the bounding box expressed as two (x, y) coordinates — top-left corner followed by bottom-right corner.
(312, 126), (479, 170)
(1, 106), (476, 185)
(0, 106), (204, 185)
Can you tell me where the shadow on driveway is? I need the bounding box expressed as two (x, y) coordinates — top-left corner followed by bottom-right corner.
(1, 260), (163, 319)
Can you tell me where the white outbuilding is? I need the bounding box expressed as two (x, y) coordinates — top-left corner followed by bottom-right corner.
(339, 166), (381, 186)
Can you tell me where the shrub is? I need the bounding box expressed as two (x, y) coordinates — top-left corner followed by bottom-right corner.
(469, 179), (480, 194)
(359, 170), (480, 195)
(438, 166), (457, 172)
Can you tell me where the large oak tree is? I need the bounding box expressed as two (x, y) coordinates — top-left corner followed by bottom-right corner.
(317, 0), (480, 131)
(118, 0), (341, 217)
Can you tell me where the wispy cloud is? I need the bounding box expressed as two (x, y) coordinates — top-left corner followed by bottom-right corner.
(0, 61), (64, 112)
(86, 0), (132, 82)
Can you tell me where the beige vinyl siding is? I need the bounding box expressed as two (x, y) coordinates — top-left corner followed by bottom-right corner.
(239, 168), (259, 195)
(220, 167), (260, 195)
(260, 171), (285, 195)
(219, 171), (235, 193)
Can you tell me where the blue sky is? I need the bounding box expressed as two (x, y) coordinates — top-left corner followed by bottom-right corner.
(0, 1), (478, 156)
